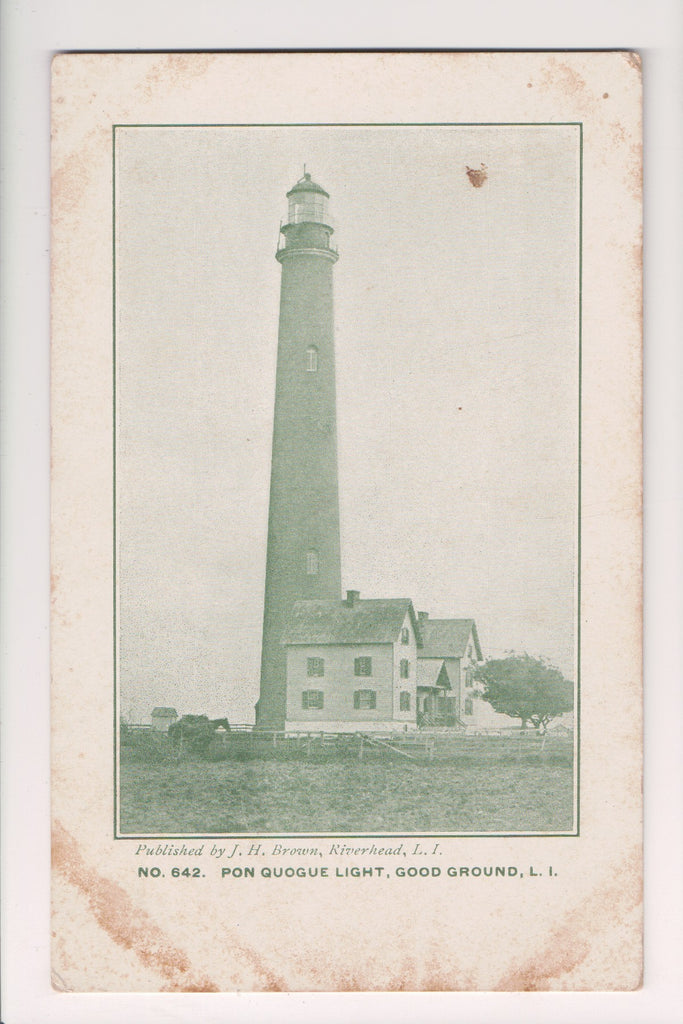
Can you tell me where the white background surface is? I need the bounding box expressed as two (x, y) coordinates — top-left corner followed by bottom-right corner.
(2, 3), (681, 1022)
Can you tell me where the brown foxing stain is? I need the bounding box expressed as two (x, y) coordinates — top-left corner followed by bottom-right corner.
(493, 854), (642, 990)
(318, 961), (473, 993)
(632, 240), (643, 284)
(140, 54), (215, 100)
(312, 938), (472, 992)
(539, 57), (599, 116)
(388, 962), (475, 992)
(626, 141), (643, 204)
(53, 822), (219, 990)
(624, 52), (642, 72)
(466, 164), (488, 188)
(52, 150), (91, 221)
(421, 967), (475, 991)
(611, 122), (627, 145)
(53, 821), (289, 992)
(547, 57), (589, 98)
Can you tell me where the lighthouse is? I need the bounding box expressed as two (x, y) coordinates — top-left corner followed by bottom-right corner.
(256, 172), (342, 729)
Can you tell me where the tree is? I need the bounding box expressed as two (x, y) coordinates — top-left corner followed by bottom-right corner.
(473, 654), (574, 732)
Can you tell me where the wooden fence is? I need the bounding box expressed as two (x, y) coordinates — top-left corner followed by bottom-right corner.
(120, 721), (572, 765)
(204, 726), (572, 764)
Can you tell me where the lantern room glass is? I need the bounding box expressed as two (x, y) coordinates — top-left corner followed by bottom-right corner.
(288, 193), (328, 225)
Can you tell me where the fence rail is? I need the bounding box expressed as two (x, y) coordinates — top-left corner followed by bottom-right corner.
(121, 721), (572, 765)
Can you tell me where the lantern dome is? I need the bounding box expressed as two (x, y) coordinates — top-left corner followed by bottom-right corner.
(285, 171), (331, 228)
(286, 171), (330, 199)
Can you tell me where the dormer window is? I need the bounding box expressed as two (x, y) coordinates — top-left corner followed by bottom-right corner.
(305, 346), (318, 372)
(306, 550), (319, 575)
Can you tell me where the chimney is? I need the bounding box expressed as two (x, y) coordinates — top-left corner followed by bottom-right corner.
(345, 590), (360, 608)
(418, 611), (429, 623)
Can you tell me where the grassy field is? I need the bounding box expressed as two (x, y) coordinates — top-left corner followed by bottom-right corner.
(119, 759), (574, 834)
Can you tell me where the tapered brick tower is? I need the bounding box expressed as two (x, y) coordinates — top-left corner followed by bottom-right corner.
(256, 172), (342, 728)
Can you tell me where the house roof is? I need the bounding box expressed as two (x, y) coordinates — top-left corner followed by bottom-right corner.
(418, 618), (482, 661)
(151, 707), (178, 717)
(282, 598), (423, 647)
(417, 659), (452, 691)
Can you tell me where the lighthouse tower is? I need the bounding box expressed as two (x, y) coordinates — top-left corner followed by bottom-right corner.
(256, 172), (342, 729)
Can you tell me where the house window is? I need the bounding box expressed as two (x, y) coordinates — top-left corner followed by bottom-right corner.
(401, 627), (410, 644)
(302, 690), (324, 710)
(464, 698), (473, 715)
(464, 667), (473, 688)
(399, 691), (411, 711)
(467, 643), (473, 659)
(305, 346), (318, 372)
(306, 550), (319, 575)
(353, 690), (376, 710)
(354, 657), (372, 677)
(400, 659), (410, 679)
(307, 657), (324, 677)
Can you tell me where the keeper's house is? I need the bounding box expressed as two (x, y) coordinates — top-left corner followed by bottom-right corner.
(281, 590), (423, 732)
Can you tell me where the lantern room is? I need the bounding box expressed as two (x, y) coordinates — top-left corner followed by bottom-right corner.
(286, 171), (331, 226)
(277, 170), (338, 263)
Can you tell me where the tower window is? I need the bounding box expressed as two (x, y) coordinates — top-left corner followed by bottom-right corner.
(399, 691), (411, 712)
(353, 690), (376, 710)
(306, 550), (319, 575)
(354, 657), (372, 677)
(302, 690), (324, 710)
(305, 346), (318, 372)
(400, 659), (410, 679)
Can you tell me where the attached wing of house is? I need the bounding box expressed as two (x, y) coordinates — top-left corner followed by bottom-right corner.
(416, 615), (482, 726)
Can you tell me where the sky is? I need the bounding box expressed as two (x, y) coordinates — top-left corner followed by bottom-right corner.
(114, 124), (580, 724)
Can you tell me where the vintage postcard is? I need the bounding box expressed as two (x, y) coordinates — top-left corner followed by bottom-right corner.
(51, 52), (642, 991)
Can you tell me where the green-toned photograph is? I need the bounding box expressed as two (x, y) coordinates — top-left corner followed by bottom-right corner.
(115, 125), (579, 837)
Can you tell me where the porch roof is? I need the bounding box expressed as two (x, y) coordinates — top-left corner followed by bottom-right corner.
(417, 659), (452, 691)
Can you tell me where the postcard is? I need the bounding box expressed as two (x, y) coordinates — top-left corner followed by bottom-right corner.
(51, 51), (642, 991)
